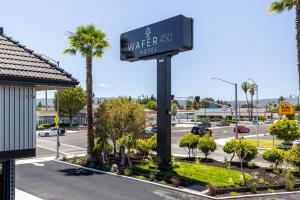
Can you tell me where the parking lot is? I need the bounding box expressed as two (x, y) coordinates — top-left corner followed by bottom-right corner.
(35, 123), (272, 159)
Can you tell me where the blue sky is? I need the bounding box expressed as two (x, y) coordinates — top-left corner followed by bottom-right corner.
(0, 0), (297, 101)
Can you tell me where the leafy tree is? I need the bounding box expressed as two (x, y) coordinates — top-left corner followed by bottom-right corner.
(53, 86), (86, 128)
(96, 97), (146, 155)
(263, 148), (285, 169)
(269, 1), (300, 93)
(270, 118), (300, 142)
(37, 101), (43, 108)
(64, 24), (110, 159)
(171, 102), (179, 120)
(234, 139), (257, 186)
(179, 133), (199, 158)
(197, 135), (216, 160)
(223, 139), (258, 163)
(144, 100), (157, 111)
(117, 132), (137, 168)
(285, 145), (300, 171)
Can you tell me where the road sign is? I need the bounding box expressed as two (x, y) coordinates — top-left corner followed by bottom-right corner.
(121, 15), (193, 169)
(278, 102), (295, 115)
(120, 15), (193, 61)
(54, 114), (60, 128)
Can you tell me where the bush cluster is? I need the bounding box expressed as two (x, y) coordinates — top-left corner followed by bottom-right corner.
(179, 133), (216, 160)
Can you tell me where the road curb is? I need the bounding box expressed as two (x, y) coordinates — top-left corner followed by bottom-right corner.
(54, 160), (213, 199)
(54, 160), (300, 200)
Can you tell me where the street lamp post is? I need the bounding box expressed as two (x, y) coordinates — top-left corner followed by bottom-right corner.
(248, 79), (259, 147)
(211, 78), (239, 139)
(41, 54), (60, 158)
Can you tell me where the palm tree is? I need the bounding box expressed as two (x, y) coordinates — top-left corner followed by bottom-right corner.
(241, 81), (251, 118)
(249, 83), (256, 120)
(64, 24), (110, 160)
(269, 1), (300, 93)
(278, 95), (285, 105)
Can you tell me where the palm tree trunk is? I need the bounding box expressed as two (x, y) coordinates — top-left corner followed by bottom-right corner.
(245, 94), (250, 119)
(86, 53), (94, 160)
(250, 95), (253, 120)
(297, 4), (300, 92)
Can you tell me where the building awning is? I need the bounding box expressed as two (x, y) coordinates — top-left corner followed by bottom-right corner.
(0, 32), (78, 89)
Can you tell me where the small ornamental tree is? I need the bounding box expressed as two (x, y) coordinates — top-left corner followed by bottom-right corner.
(269, 118), (300, 142)
(285, 145), (300, 171)
(197, 135), (216, 160)
(179, 133), (199, 158)
(223, 139), (258, 163)
(263, 148), (285, 169)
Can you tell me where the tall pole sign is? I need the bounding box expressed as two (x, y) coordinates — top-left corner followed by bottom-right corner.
(121, 15), (193, 169)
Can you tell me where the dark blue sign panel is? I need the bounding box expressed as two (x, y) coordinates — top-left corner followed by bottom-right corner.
(120, 15), (193, 61)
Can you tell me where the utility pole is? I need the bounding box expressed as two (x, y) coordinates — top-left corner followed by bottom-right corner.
(211, 78), (239, 138)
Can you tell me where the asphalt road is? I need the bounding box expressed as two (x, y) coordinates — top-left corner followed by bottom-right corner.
(16, 161), (205, 200)
(16, 160), (300, 200)
(35, 124), (272, 159)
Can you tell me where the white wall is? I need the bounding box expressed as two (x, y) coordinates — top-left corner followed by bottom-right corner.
(0, 85), (36, 152)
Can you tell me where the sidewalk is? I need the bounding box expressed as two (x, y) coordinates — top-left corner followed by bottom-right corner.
(16, 189), (42, 200)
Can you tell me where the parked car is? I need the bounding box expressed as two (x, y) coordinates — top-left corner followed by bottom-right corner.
(191, 126), (212, 136)
(38, 128), (66, 137)
(198, 121), (211, 128)
(216, 121), (230, 126)
(151, 126), (157, 134)
(264, 119), (273, 124)
(234, 125), (250, 133)
(141, 129), (154, 139)
(293, 140), (300, 147)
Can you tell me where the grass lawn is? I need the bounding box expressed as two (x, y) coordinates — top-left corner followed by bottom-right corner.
(244, 139), (282, 149)
(133, 161), (251, 187)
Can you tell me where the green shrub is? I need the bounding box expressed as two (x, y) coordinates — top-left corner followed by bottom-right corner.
(268, 188), (275, 193)
(135, 175), (146, 180)
(270, 118), (300, 142)
(160, 180), (167, 185)
(285, 145), (300, 171)
(285, 179), (294, 191)
(223, 139), (258, 162)
(179, 133), (199, 158)
(230, 192), (239, 196)
(197, 135), (216, 160)
(250, 182), (257, 194)
(123, 168), (133, 176)
(263, 148), (284, 169)
(147, 134), (157, 151)
(136, 139), (150, 157)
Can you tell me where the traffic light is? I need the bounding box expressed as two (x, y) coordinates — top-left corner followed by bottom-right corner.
(195, 96), (200, 102)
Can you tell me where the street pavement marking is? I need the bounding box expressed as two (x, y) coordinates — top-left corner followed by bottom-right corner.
(16, 157), (55, 165)
(16, 189), (43, 200)
(215, 133), (269, 145)
(38, 139), (87, 150)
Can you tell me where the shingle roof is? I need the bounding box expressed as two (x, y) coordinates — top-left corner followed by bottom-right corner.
(0, 34), (78, 87)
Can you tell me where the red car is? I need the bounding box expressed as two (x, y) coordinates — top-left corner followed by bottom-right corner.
(234, 125), (250, 133)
